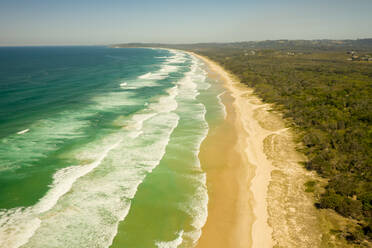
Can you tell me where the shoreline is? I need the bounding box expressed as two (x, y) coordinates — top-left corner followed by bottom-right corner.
(191, 50), (326, 247)
(191, 52), (274, 247)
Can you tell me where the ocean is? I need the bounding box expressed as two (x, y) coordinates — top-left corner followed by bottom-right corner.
(0, 46), (226, 247)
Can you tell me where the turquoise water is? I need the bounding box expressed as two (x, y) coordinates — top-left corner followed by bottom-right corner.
(0, 47), (225, 247)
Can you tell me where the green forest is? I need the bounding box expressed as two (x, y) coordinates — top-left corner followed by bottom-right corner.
(117, 40), (372, 244)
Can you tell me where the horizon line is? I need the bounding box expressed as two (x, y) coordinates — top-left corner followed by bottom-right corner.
(1, 38), (372, 47)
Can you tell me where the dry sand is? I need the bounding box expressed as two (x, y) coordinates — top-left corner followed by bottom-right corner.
(192, 52), (324, 248)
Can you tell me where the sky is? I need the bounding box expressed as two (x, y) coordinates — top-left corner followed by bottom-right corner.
(0, 0), (371, 46)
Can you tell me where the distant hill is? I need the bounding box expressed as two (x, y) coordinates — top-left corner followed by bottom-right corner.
(114, 39), (372, 52)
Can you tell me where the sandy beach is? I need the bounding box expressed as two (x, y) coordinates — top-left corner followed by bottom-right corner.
(193, 53), (273, 248)
(192, 52), (323, 247)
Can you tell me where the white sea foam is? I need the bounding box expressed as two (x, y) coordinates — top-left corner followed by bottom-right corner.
(125, 113), (157, 135)
(16, 129), (29, 135)
(172, 54), (210, 247)
(179, 104), (209, 247)
(93, 91), (141, 110)
(192, 61), (210, 91)
(149, 86), (178, 113)
(138, 72), (166, 80)
(0, 138), (122, 248)
(0, 208), (41, 248)
(36, 139), (123, 213)
(177, 65), (199, 100)
(137, 63), (178, 80)
(156, 230), (184, 248)
(138, 50), (185, 81)
(165, 52), (187, 64)
(180, 173), (208, 246)
(120, 79), (160, 90)
(217, 91), (227, 119)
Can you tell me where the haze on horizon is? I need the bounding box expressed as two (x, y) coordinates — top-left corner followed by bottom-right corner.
(0, 0), (371, 46)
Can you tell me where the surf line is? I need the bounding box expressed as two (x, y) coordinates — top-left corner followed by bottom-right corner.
(217, 91), (227, 119)
(0, 138), (124, 248)
(36, 138), (123, 213)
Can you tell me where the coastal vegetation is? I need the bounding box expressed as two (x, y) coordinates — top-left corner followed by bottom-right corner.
(117, 39), (372, 245)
